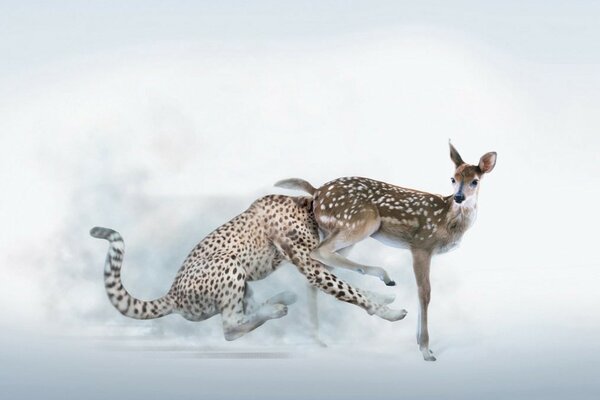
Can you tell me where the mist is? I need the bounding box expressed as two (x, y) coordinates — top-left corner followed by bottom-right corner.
(0, 1), (599, 399)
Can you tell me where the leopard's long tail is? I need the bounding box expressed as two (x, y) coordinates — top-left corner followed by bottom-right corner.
(90, 227), (174, 320)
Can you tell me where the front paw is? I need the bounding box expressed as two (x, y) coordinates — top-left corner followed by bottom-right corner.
(377, 307), (407, 322)
(261, 303), (288, 319)
(267, 291), (297, 306)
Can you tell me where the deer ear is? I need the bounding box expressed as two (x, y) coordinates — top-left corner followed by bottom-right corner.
(478, 152), (497, 174)
(449, 142), (464, 168)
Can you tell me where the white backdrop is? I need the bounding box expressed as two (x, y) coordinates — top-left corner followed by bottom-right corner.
(0, 2), (599, 399)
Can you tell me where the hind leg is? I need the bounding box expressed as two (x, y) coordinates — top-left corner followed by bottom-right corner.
(222, 301), (288, 341)
(244, 282), (297, 313)
(243, 283), (259, 314)
(312, 207), (395, 286)
(222, 281), (289, 341)
(265, 291), (297, 306)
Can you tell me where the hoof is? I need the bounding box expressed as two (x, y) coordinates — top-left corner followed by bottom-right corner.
(421, 348), (437, 361)
(386, 280), (396, 287)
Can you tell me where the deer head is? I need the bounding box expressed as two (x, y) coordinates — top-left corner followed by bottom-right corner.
(449, 142), (496, 206)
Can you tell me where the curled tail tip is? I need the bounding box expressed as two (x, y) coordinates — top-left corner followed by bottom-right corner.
(90, 226), (119, 240)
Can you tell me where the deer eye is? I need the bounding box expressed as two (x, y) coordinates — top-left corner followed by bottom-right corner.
(471, 179), (479, 187)
(451, 177), (456, 184)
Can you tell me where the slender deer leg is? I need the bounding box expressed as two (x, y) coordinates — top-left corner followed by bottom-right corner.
(306, 284), (327, 346)
(311, 209), (395, 286)
(411, 248), (436, 361)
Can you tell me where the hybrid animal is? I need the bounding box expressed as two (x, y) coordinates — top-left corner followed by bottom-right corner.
(276, 142), (497, 360)
(90, 195), (406, 341)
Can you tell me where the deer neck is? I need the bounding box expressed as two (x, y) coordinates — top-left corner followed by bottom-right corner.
(445, 195), (478, 233)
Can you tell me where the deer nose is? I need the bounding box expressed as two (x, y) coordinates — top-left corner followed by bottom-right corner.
(454, 193), (465, 204)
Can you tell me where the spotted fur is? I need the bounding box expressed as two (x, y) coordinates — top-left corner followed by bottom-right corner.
(90, 195), (406, 341)
(276, 142), (497, 360)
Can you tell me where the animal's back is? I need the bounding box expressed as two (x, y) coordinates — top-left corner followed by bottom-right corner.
(169, 194), (316, 312)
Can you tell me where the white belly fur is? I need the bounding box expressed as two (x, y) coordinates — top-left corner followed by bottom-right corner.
(371, 231), (412, 249)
